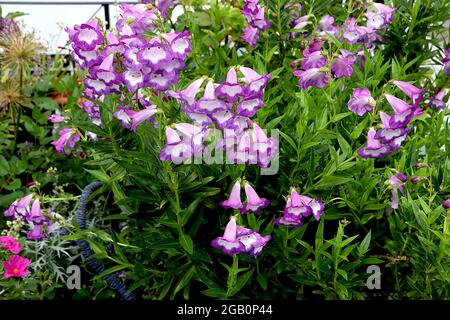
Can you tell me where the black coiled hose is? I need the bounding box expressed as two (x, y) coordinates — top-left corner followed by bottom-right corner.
(76, 181), (136, 300)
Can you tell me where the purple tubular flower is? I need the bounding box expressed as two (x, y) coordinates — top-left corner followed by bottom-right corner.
(48, 114), (65, 123)
(51, 128), (80, 155)
(69, 20), (104, 51)
(130, 105), (160, 131)
(236, 226), (271, 257)
(211, 110), (234, 129)
(239, 66), (271, 96)
(93, 54), (122, 85)
(27, 224), (44, 241)
(293, 68), (329, 90)
(220, 180), (243, 210)
(116, 4), (158, 36)
(236, 96), (263, 117)
(84, 77), (108, 96)
(137, 43), (171, 67)
(303, 38), (323, 56)
(443, 50), (450, 75)
(274, 215), (304, 227)
(443, 199), (450, 209)
(347, 88), (376, 116)
(366, 3), (396, 30)
(169, 77), (204, 110)
(318, 14), (338, 37)
(284, 188), (312, 218)
(341, 18), (360, 44)
(276, 188), (325, 227)
(391, 80), (423, 105)
(164, 31), (192, 59)
(28, 199), (50, 225)
(210, 217), (246, 255)
(148, 71), (178, 91)
(215, 67), (246, 103)
(123, 69), (145, 93)
(410, 176), (422, 184)
(358, 127), (393, 159)
(4, 194), (32, 219)
(241, 27), (260, 47)
(113, 105), (135, 129)
(242, 0), (259, 15)
(375, 112), (411, 143)
(389, 172), (407, 210)
(385, 94), (415, 127)
(159, 127), (193, 164)
(301, 51), (327, 69)
(196, 81), (227, 114)
(240, 182), (269, 214)
(291, 15), (310, 32)
(331, 56), (354, 78)
(429, 90), (447, 110)
(252, 9), (272, 31)
(296, 195), (325, 221)
(154, 0), (180, 20)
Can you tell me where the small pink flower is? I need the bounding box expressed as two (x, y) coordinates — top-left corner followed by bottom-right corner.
(0, 236), (21, 254)
(3, 255), (30, 278)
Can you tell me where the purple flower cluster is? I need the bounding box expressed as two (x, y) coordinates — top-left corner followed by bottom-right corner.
(61, 4), (192, 150)
(290, 3), (395, 91)
(211, 216), (271, 257)
(66, 4), (191, 104)
(220, 179), (270, 214)
(67, 16), (191, 95)
(164, 66), (277, 167)
(358, 81), (423, 159)
(292, 39), (329, 90)
(292, 38), (357, 90)
(4, 195), (60, 241)
(240, 0), (271, 47)
(274, 188), (325, 227)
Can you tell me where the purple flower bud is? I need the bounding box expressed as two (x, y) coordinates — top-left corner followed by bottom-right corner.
(443, 199), (450, 209)
(48, 114), (65, 123)
(410, 176), (422, 184)
(391, 80), (423, 105)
